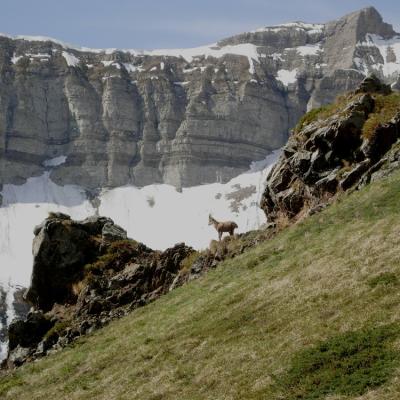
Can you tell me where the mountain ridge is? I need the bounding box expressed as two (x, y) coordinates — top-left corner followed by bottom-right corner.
(1, 7), (400, 190)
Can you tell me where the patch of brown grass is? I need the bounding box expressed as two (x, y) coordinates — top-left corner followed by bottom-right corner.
(362, 93), (400, 139)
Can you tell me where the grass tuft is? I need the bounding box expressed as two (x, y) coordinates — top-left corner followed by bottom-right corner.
(84, 239), (140, 274)
(362, 93), (400, 139)
(276, 324), (400, 400)
(368, 272), (399, 288)
(179, 251), (201, 273)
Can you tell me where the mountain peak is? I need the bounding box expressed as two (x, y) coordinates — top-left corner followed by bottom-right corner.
(329, 6), (397, 40)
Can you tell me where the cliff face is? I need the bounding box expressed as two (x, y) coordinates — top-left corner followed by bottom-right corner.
(0, 7), (399, 189)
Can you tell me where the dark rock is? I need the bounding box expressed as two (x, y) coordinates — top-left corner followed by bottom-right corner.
(6, 346), (31, 368)
(355, 74), (392, 95)
(47, 212), (71, 221)
(340, 160), (371, 190)
(26, 218), (100, 311)
(109, 264), (147, 289)
(308, 203), (329, 216)
(87, 298), (112, 315)
(102, 222), (127, 242)
(362, 116), (400, 161)
(290, 151), (312, 175)
(8, 311), (53, 351)
(315, 169), (340, 193)
(26, 214), (127, 311)
(79, 216), (114, 235)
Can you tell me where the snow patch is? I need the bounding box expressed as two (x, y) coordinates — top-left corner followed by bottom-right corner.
(62, 51), (80, 67)
(43, 155), (67, 167)
(122, 63), (144, 73)
(11, 54), (23, 64)
(291, 44), (322, 56)
(253, 22), (324, 34)
(276, 69), (298, 86)
(0, 173), (91, 287)
(102, 60), (121, 69)
(147, 43), (260, 74)
(271, 53), (283, 61)
(0, 32), (119, 55)
(174, 81), (190, 87)
(183, 67), (199, 73)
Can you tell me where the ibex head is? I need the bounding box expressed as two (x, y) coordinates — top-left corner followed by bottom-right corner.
(208, 214), (215, 225)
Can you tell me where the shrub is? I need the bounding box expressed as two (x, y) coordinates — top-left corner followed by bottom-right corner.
(84, 239), (140, 274)
(367, 272), (399, 288)
(276, 324), (400, 399)
(362, 93), (400, 139)
(180, 251), (201, 273)
(294, 106), (330, 133)
(44, 321), (70, 341)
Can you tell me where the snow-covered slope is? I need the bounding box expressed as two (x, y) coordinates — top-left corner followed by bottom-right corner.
(0, 151), (278, 288)
(0, 151), (279, 358)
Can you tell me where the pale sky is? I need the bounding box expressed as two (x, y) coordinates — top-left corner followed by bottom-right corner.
(0, 1), (399, 50)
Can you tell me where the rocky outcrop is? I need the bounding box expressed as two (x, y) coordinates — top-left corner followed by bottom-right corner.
(2, 207), (280, 368)
(261, 76), (400, 222)
(2, 200), (288, 368)
(26, 213), (127, 311)
(3, 213), (203, 367)
(0, 7), (400, 188)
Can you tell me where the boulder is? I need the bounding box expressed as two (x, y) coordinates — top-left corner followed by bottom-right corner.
(6, 346), (31, 368)
(8, 311), (53, 351)
(26, 214), (126, 311)
(355, 74), (392, 95)
(102, 222), (127, 242)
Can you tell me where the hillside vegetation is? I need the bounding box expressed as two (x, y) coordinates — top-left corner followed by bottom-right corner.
(2, 168), (400, 399)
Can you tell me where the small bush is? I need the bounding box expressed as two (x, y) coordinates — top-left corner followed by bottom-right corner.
(44, 321), (70, 341)
(294, 93), (365, 134)
(362, 93), (400, 139)
(180, 251), (200, 273)
(276, 324), (400, 399)
(368, 272), (399, 288)
(84, 239), (140, 274)
(246, 258), (258, 269)
(294, 106), (331, 133)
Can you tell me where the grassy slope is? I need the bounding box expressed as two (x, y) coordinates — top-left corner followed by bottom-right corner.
(2, 171), (400, 399)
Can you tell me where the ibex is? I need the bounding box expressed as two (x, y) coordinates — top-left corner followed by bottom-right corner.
(208, 214), (238, 240)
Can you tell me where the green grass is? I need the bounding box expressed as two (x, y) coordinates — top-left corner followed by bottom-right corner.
(294, 104), (336, 133)
(2, 171), (400, 399)
(276, 324), (400, 399)
(294, 93), (360, 133)
(368, 272), (399, 288)
(43, 321), (70, 341)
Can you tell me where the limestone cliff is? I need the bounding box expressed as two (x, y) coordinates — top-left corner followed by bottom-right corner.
(0, 7), (400, 188)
